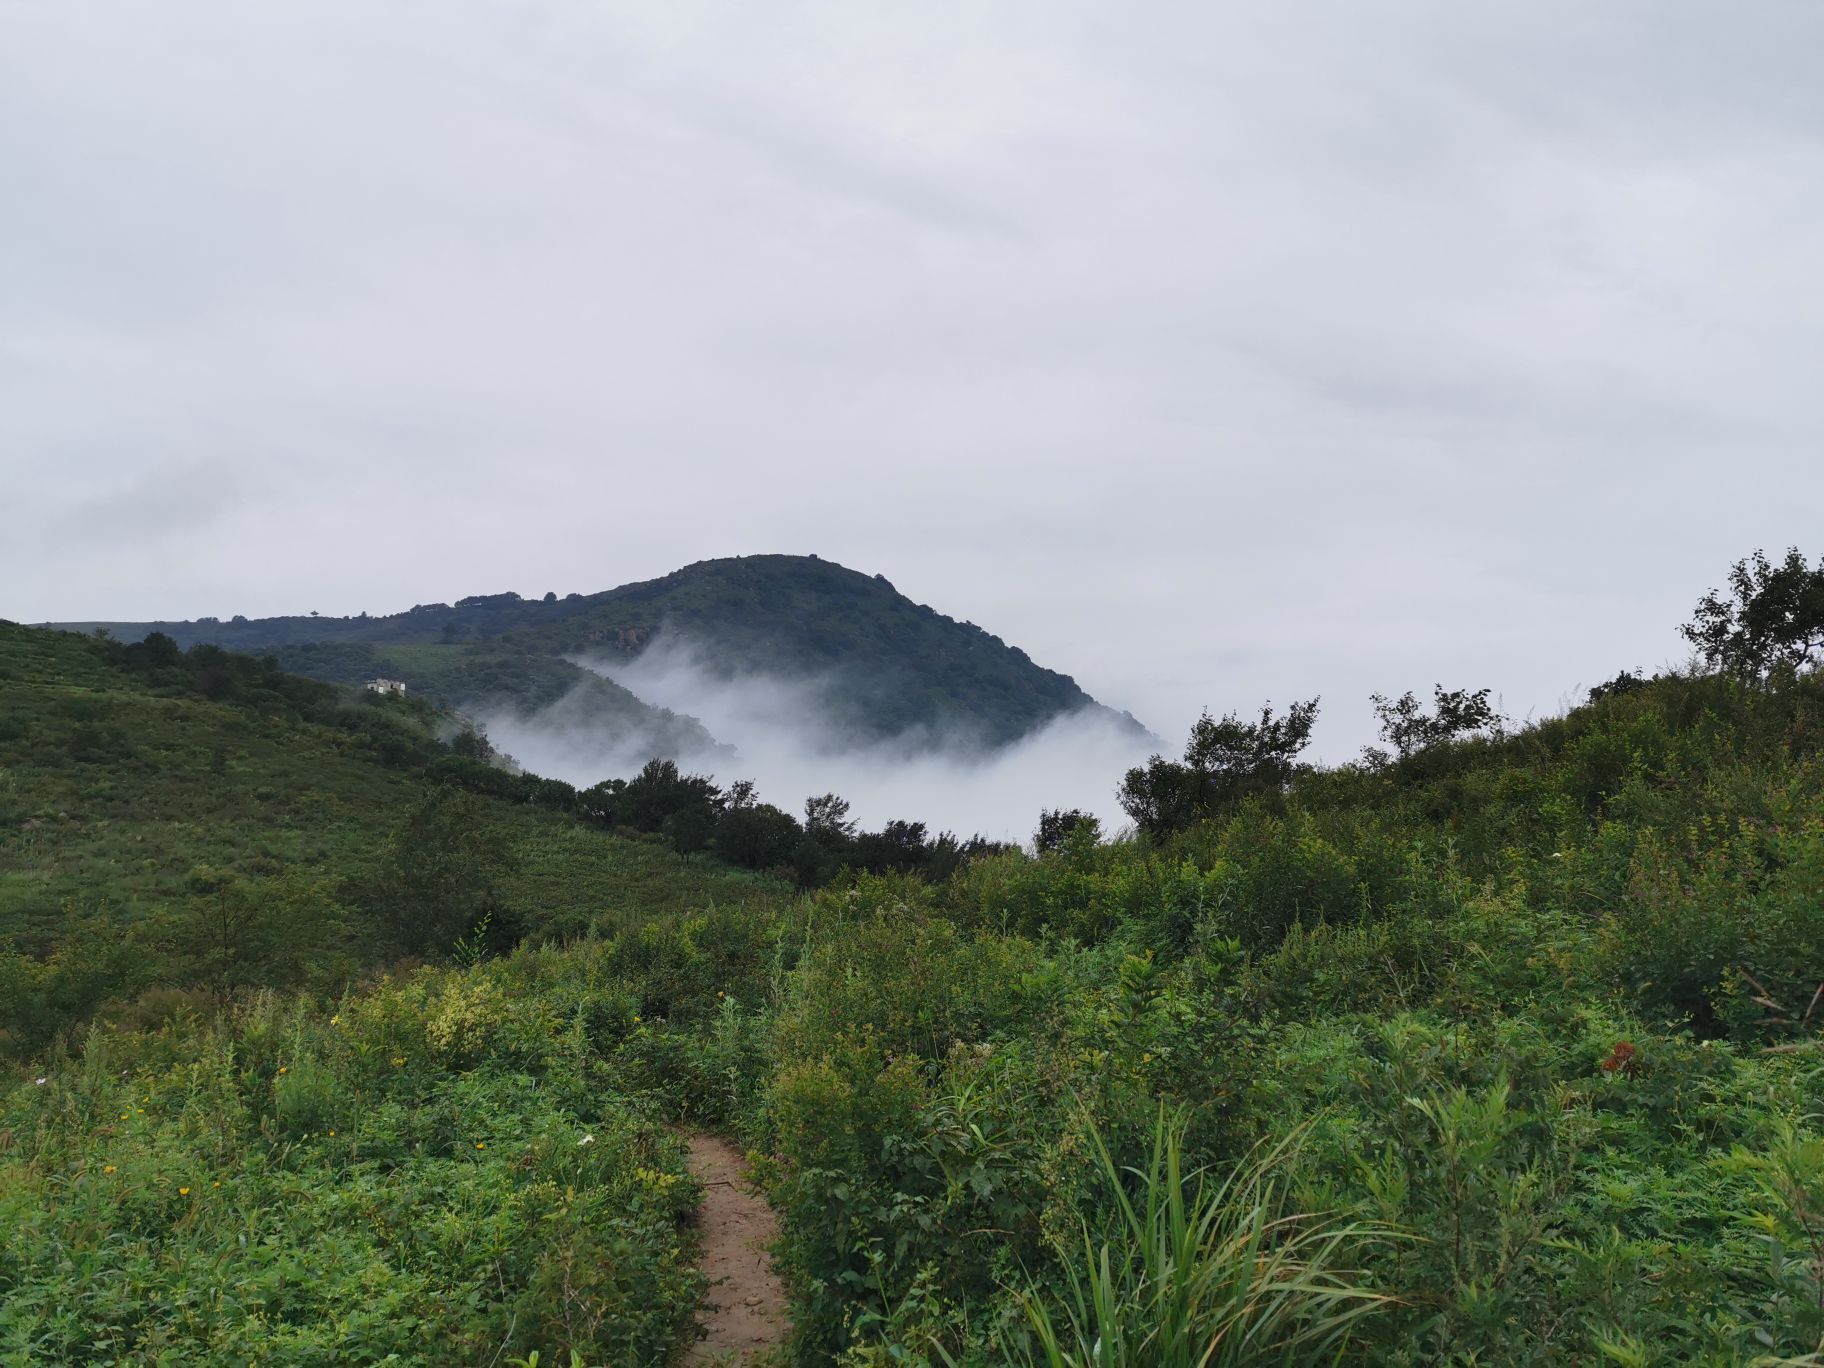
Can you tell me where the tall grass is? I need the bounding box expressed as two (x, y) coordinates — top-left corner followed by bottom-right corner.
(1019, 1110), (1390, 1368)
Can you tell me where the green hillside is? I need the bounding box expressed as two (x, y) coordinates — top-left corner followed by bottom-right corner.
(0, 621), (784, 1056)
(0, 622), (792, 1365)
(56, 554), (1151, 749)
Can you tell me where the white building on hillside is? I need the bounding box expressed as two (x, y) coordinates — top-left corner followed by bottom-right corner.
(364, 678), (407, 696)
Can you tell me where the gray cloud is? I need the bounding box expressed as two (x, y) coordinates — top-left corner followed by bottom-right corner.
(5, 0), (1823, 764)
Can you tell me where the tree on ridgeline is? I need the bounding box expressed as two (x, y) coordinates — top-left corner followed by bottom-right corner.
(1361, 685), (1502, 768)
(794, 792), (858, 886)
(855, 819), (930, 874)
(619, 758), (723, 835)
(1035, 807), (1101, 854)
(449, 727), (498, 763)
(804, 792), (858, 842)
(714, 779), (803, 870)
(578, 777), (626, 827)
(1118, 699), (1319, 841)
(1587, 669), (1650, 704)
(1683, 546), (1824, 682)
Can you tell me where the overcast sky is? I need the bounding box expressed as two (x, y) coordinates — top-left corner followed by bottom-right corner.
(6, 1), (1823, 758)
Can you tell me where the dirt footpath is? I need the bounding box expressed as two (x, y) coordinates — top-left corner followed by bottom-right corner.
(682, 1134), (789, 1365)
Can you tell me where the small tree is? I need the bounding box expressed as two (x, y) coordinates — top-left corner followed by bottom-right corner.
(1119, 700), (1319, 841)
(662, 805), (717, 856)
(1116, 755), (1204, 843)
(578, 777), (625, 827)
(372, 787), (520, 957)
(1364, 685), (1501, 766)
(1036, 807), (1101, 854)
(183, 866), (269, 1001)
(1682, 547), (1824, 681)
(1587, 669), (1649, 704)
(180, 866), (344, 997)
(795, 793), (860, 887)
(855, 818), (931, 874)
(131, 631), (182, 669)
(715, 790), (802, 870)
(803, 792), (858, 843)
(449, 726), (497, 763)
(1183, 701), (1319, 791)
(619, 758), (722, 834)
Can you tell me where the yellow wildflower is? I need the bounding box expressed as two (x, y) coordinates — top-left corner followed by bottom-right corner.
(213, 1181), (221, 1188)
(103, 1165), (116, 1174)
(475, 1142), (486, 1150)
(328, 1130), (336, 1137)
(392, 1056), (406, 1066)
(278, 1067), (288, 1075)
(179, 1187), (190, 1197)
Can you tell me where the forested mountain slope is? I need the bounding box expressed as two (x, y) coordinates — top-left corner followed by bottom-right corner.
(54, 554), (1149, 749)
(265, 640), (723, 761)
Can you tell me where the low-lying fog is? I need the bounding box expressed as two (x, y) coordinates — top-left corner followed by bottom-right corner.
(480, 641), (1158, 844)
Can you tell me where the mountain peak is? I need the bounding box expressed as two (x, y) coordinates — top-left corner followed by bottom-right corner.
(48, 554), (1151, 753)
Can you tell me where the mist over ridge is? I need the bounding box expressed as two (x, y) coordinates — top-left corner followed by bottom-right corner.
(482, 634), (1157, 841)
(48, 553), (1159, 836)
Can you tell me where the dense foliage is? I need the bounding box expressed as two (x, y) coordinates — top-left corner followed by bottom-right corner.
(745, 662), (1824, 1364)
(1, 959), (710, 1363)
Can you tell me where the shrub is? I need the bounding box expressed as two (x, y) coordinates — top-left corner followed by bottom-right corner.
(1018, 1111), (1388, 1367)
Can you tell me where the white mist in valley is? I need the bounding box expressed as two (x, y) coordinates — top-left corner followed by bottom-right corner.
(480, 638), (1159, 843)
